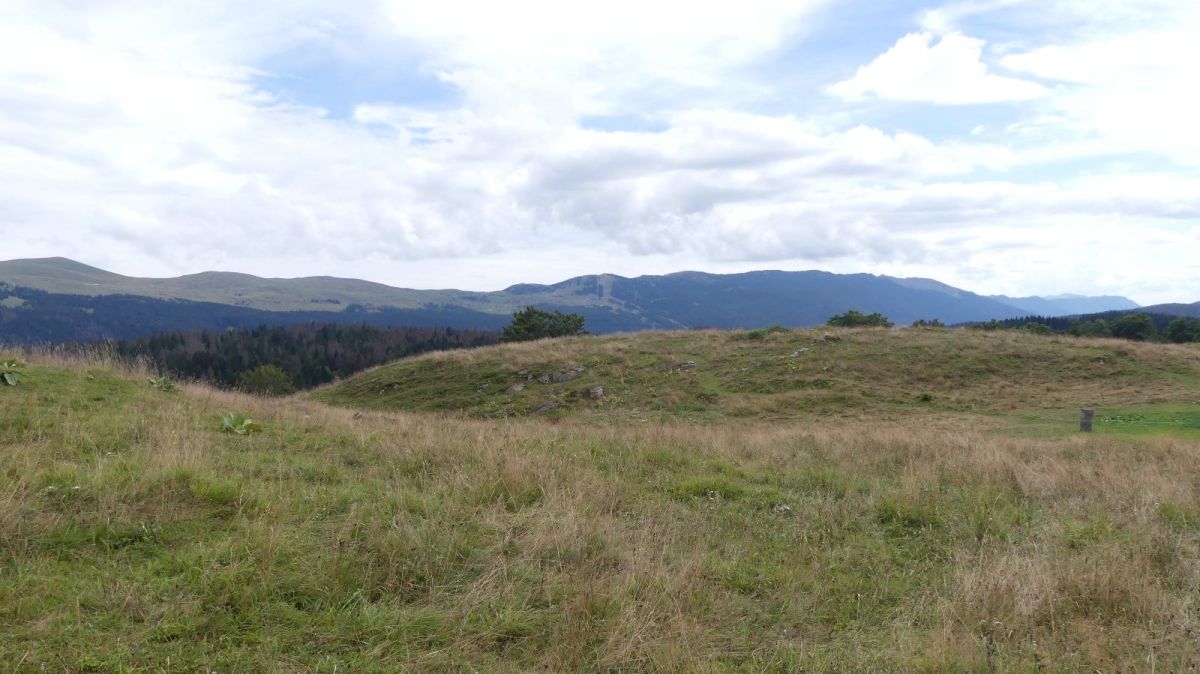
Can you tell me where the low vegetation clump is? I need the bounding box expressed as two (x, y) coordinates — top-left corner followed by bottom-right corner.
(826, 310), (894, 328)
(237, 363), (296, 397)
(147, 375), (176, 392)
(1, 358), (23, 386)
(3, 332), (1200, 671)
(220, 411), (261, 435)
(500, 305), (587, 342)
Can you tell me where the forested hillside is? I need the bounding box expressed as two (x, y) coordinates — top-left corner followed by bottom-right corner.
(105, 324), (497, 390)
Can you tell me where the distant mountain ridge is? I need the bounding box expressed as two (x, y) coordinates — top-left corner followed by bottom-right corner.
(0, 257), (1152, 344)
(989, 294), (1140, 316)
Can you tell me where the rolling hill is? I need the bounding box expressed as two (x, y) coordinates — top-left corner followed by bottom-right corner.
(313, 327), (1200, 422)
(0, 257), (1148, 343)
(4, 328), (1200, 670)
(1141, 301), (1200, 318)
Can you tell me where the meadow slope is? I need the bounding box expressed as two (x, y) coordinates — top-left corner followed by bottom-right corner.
(2, 333), (1200, 671)
(315, 327), (1200, 424)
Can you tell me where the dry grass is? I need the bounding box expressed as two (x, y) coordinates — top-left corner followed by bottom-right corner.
(2, 344), (1200, 671)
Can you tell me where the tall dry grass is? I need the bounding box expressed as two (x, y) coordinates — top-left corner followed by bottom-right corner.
(2, 349), (1199, 670)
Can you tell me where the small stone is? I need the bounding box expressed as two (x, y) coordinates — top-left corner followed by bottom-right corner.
(536, 375), (551, 384)
(678, 361), (697, 370)
(505, 383), (525, 395)
(552, 370), (580, 383)
(589, 386), (604, 399)
(517, 369), (529, 376)
(532, 401), (560, 414)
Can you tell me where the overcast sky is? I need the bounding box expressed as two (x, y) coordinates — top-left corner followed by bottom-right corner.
(2, 1), (1198, 303)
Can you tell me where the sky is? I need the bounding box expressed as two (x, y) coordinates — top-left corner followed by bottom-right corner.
(1, 1), (1198, 304)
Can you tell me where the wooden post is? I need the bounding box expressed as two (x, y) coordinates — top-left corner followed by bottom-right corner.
(1080, 409), (1094, 432)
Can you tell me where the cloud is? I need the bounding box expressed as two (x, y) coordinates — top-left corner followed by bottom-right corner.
(0, 0), (1197, 305)
(997, 7), (1200, 166)
(828, 32), (1049, 105)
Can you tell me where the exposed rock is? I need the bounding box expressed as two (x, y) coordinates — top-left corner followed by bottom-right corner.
(505, 383), (525, 395)
(678, 361), (697, 370)
(552, 366), (586, 383)
(517, 369), (529, 377)
(532, 401), (560, 414)
(536, 375), (551, 384)
(589, 386), (604, 399)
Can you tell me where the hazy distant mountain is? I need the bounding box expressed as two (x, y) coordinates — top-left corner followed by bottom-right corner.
(0, 257), (1152, 343)
(989, 294), (1139, 316)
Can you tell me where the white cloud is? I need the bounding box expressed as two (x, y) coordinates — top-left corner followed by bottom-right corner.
(0, 0), (1197, 305)
(997, 7), (1200, 166)
(828, 32), (1049, 105)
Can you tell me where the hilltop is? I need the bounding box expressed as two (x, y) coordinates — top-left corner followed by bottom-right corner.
(3, 335), (1200, 670)
(314, 327), (1200, 423)
(1, 257), (1146, 343)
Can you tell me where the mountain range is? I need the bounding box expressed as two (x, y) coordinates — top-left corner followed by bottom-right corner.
(0, 257), (1162, 344)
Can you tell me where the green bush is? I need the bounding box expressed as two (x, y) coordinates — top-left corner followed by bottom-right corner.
(827, 310), (893, 328)
(1166, 317), (1200, 344)
(500, 306), (586, 343)
(1110, 313), (1156, 341)
(237, 365), (295, 397)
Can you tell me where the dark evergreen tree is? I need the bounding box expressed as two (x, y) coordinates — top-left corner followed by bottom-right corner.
(499, 306), (587, 342)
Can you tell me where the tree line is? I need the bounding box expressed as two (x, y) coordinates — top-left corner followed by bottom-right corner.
(972, 312), (1200, 343)
(106, 323), (499, 391)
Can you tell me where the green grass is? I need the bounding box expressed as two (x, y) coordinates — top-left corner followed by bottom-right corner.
(3, 332), (1200, 671)
(314, 327), (1200, 423)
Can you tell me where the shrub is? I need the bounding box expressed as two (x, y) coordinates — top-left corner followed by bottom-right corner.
(221, 412), (260, 435)
(911, 319), (944, 328)
(1021, 321), (1052, 335)
(1, 359), (23, 386)
(827, 310), (893, 328)
(500, 306), (586, 343)
(148, 376), (176, 392)
(237, 365), (295, 397)
(742, 324), (789, 341)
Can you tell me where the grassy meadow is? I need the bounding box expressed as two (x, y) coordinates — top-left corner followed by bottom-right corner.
(2, 329), (1200, 671)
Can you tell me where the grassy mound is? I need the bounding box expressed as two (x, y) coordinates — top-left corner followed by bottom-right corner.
(3, 352), (1200, 670)
(313, 328), (1200, 421)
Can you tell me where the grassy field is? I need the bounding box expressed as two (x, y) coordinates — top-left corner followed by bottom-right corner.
(315, 327), (1200, 423)
(3, 330), (1200, 671)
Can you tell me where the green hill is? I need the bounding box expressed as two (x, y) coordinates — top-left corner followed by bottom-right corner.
(314, 327), (1200, 424)
(4, 332), (1200, 671)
